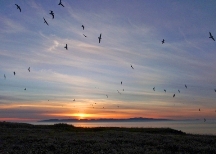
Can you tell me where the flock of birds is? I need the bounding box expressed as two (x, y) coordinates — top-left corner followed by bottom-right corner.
(4, 1), (216, 122)
(154, 84), (188, 98)
(12, 1), (103, 91)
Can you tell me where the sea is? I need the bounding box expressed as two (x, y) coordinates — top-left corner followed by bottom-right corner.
(30, 120), (216, 135)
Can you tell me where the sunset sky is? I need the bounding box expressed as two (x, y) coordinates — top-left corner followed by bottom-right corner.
(0, 0), (216, 122)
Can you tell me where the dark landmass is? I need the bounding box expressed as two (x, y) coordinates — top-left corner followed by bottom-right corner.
(0, 122), (216, 153)
(38, 117), (172, 122)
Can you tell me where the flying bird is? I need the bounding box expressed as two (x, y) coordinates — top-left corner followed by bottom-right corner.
(209, 32), (215, 41)
(43, 17), (49, 26)
(214, 89), (216, 92)
(178, 90), (180, 93)
(24, 88), (26, 90)
(131, 65), (134, 69)
(98, 34), (102, 43)
(185, 84), (187, 88)
(28, 67), (30, 72)
(153, 87), (155, 91)
(13, 72), (15, 75)
(121, 81), (122, 85)
(164, 89), (166, 93)
(162, 39), (165, 44)
(83, 34), (87, 37)
(15, 4), (21, 12)
(49, 10), (54, 19)
(58, 0), (64, 7)
(64, 44), (68, 50)
(173, 94), (175, 97)
(4, 74), (6, 79)
(81, 25), (84, 30)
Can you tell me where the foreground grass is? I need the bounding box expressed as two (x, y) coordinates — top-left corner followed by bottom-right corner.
(0, 122), (216, 154)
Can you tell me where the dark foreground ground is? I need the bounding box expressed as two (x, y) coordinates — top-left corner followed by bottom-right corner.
(0, 122), (216, 154)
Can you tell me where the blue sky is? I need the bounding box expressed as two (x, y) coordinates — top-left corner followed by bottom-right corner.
(0, 0), (216, 122)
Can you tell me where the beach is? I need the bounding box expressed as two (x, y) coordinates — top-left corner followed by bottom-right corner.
(0, 122), (216, 154)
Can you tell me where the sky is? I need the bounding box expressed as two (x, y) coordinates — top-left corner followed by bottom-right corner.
(0, 0), (216, 122)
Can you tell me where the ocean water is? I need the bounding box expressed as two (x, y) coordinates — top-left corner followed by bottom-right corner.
(30, 120), (216, 135)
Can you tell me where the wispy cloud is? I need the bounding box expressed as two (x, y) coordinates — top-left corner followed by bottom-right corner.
(0, 16), (26, 34)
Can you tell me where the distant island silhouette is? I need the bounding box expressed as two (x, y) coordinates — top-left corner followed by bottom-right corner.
(38, 117), (172, 122)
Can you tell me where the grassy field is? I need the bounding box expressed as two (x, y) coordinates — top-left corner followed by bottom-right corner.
(0, 122), (216, 154)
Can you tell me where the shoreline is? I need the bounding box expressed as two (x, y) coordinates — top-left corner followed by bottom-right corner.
(1, 122), (216, 153)
(30, 120), (216, 136)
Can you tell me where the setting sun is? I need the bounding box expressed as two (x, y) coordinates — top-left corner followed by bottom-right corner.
(78, 113), (86, 119)
(70, 113), (90, 119)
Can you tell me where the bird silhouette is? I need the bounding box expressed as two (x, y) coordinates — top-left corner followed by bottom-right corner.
(28, 67), (30, 72)
(178, 90), (180, 93)
(81, 25), (84, 30)
(15, 4), (21, 12)
(64, 44), (68, 50)
(185, 84), (187, 88)
(173, 94), (175, 97)
(83, 34), (87, 37)
(58, 0), (64, 7)
(4, 74), (6, 79)
(43, 17), (49, 26)
(98, 34), (102, 43)
(153, 87), (155, 91)
(162, 39), (165, 44)
(49, 10), (54, 19)
(13, 72), (15, 75)
(131, 65), (134, 69)
(164, 89), (166, 92)
(214, 89), (216, 92)
(209, 32), (215, 41)
(24, 88), (26, 90)
(121, 81), (122, 85)
(204, 118), (206, 122)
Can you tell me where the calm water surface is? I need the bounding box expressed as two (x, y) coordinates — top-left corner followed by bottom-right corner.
(30, 120), (216, 135)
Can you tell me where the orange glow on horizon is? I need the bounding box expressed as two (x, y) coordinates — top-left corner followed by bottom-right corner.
(1, 101), (215, 122)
